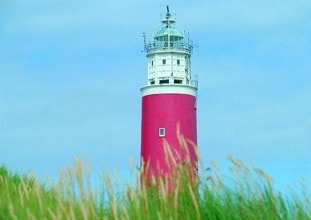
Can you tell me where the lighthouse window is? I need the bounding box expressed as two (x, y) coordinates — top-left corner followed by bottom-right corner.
(162, 59), (166, 65)
(159, 189), (165, 199)
(177, 59), (180, 65)
(151, 61), (154, 66)
(174, 79), (182, 84)
(159, 79), (169, 84)
(159, 128), (165, 137)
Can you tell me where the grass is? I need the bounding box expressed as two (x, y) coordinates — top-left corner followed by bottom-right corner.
(0, 155), (310, 220)
(0, 129), (310, 219)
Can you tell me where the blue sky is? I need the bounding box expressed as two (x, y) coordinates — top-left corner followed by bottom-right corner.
(1, 1), (310, 192)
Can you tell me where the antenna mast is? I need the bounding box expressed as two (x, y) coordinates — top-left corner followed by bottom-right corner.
(166, 5), (170, 18)
(143, 32), (146, 51)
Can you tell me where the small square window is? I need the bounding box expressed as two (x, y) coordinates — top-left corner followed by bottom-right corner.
(162, 59), (166, 65)
(159, 128), (165, 137)
(177, 59), (180, 65)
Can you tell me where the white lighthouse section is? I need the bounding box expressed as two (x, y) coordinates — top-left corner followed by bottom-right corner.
(141, 7), (197, 97)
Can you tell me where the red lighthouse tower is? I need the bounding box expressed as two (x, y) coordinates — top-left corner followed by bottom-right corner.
(141, 7), (198, 194)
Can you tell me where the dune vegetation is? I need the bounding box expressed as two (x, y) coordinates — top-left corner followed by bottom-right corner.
(0, 153), (310, 219)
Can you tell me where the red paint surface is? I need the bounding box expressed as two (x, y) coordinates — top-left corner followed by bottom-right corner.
(141, 93), (197, 191)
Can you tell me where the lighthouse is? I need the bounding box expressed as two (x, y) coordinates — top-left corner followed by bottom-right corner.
(140, 7), (198, 195)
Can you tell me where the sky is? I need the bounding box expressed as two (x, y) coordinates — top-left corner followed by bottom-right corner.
(1, 1), (311, 193)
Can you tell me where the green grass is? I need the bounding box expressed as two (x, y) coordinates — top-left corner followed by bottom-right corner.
(0, 156), (310, 220)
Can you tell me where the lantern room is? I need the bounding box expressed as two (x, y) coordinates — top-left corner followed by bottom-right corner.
(143, 6), (195, 87)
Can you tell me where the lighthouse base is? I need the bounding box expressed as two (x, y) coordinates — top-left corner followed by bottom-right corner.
(140, 90), (197, 195)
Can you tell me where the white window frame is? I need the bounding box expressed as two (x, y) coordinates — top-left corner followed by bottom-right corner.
(159, 128), (165, 137)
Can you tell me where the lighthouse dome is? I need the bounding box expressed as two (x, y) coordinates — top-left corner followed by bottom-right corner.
(144, 6), (193, 54)
(153, 25), (184, 42)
